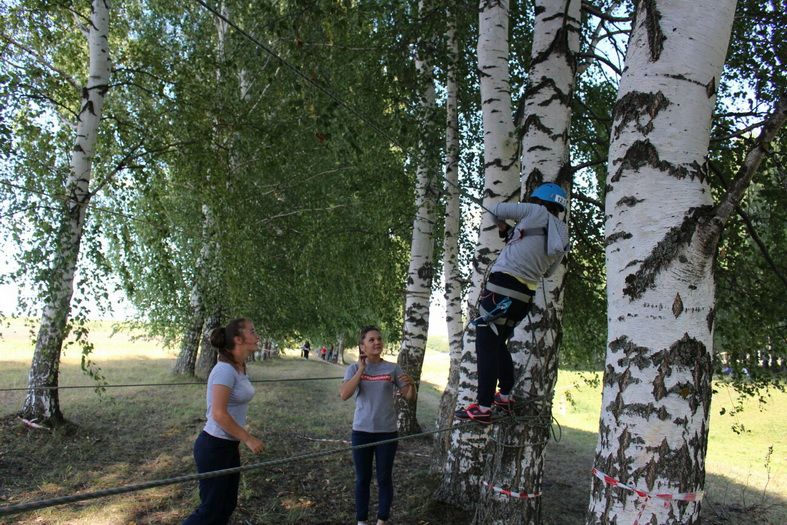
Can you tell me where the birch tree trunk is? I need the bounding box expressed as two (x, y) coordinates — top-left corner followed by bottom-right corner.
(434, 0), (520, 506)
(396, 2), (440, 434)
(475, 1), (580, 523)
(336, 335), (345, 366)
(195, 310), (222, 379)
(20, 0), (111, 426)
(173, 205), (214, 376)
(433, 13), (464, 472)
(587, 1), (736, 523)
(177, 1), (241, 376)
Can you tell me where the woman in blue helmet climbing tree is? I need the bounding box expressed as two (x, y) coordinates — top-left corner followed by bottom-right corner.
(455, 183), (569, 424)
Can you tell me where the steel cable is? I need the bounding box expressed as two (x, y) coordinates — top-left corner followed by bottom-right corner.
(0, 414), (551, 517)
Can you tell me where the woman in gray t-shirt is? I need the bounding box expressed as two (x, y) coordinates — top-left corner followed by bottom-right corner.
(183, 318), (264, 525)
(340, 326), (415, 525)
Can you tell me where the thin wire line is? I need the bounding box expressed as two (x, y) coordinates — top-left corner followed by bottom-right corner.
(0, 376), (344, 392)
(0, 413), (550, 517)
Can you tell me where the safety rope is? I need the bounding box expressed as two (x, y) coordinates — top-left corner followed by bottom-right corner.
(0, 414), (551, 518)
(0, 376), (344, 392)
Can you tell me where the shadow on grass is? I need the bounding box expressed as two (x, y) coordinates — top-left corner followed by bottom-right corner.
(0, 357), (784, 525)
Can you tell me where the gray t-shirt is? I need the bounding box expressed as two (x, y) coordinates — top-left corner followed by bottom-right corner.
(343, 360), (406, 433)
(203, 362), (255, 441)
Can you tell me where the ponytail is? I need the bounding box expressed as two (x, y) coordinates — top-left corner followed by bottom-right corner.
(210, 318), (250, 367)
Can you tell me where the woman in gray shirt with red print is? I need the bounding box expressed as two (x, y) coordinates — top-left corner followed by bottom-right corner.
(340, 326), (415, 525)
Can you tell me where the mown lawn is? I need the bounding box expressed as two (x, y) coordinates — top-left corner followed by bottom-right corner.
(0, 319), (784, 524)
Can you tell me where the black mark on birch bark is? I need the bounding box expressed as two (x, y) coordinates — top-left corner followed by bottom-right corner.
(623, 206), (713, 300)
(613, 91), (670, 139)
(523, 114), (553, 136)
(617, 196), (644, 208)
(672, 292), (683, 318)
(605, 231), (632, 246)
(531, 21), (577, 71)
(611, 140), (705, 183)
(642, 0), (666, 61)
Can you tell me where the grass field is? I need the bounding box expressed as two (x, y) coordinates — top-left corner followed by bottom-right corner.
(0, 319), (784, 524)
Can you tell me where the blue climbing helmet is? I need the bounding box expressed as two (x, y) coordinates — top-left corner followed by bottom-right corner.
(530, 183), (567, 210)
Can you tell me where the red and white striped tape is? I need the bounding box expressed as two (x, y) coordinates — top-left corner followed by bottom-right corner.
(592, 468), (703, 525)
(592, 468), (703, 502)
(482, 481), (541, 500)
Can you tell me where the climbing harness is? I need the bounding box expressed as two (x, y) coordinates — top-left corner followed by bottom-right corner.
(472, 297), (512, 326)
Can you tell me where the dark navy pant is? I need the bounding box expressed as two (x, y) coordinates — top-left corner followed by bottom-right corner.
(182, 431), (241, 525)
(351, 431), (398, 522)
(476, 272), (534, 407)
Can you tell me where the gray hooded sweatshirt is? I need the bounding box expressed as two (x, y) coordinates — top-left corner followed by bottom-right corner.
(489, 202), (569, 287)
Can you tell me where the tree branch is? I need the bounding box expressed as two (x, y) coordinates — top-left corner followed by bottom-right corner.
(571, 159), (606, 172)
(257, 204), (349, 225)
(578, 0), (628, 76)
(708, 97), (787, 289)
(710, 166), (787, 289)
(570, 190), (603, 210)
(714, 97), (787, 226)
(581, 1), (633, 22)
(711, 119), (770, 143)
(576, 52), (623, 76)
(0, 32), (80, 92)
(12, 81), (79, 122)
(91, 141), (194, 196)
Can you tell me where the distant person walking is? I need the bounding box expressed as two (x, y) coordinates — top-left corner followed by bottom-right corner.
(301, 340), (311, 359)
(340, 326), (415, 525)
(183, 318), (265, 525)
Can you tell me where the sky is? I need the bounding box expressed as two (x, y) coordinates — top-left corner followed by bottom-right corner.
(0, 252), (450, 336)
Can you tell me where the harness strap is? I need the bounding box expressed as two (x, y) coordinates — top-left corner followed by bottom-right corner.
(518, 227), (546, 237)
(485, 282), (534, 304)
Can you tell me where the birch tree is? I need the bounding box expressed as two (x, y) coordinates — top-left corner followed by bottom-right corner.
(474, 1), (580, 523)
(20, 0), (111, 425)
(396, 0), (440, 434)
(587, 1), (740, 522)
(435, 0), (521, 505)
(433, 11), (465, 469)
(174, 2), (243, 377)
(173, 205), (213, 375)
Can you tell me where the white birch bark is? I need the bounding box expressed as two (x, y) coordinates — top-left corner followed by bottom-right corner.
(20, 0), (111, 425)
(588, 1), (736, 523)
(433, 14), (465, 472)
(475, 1), (580, 523)
(173, 205), (214, 375)
(195, 309), (221, 380)
(435, 0), (520, 505)
(396, 2), (439, 434)
(336, 335), (345, 366)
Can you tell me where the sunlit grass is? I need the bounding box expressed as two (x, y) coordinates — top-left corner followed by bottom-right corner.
(1, 318), (784, 523)
(418, 346), (786, 505)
